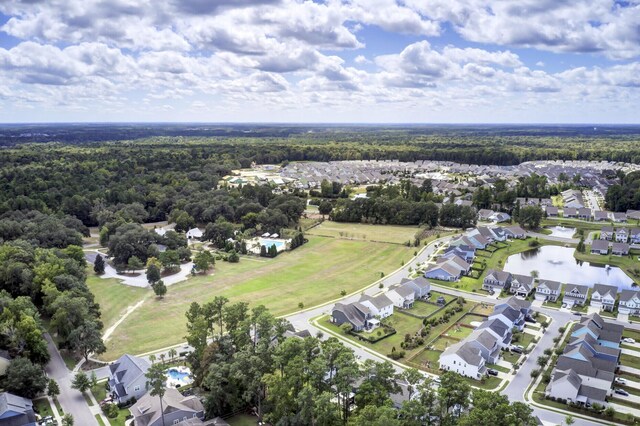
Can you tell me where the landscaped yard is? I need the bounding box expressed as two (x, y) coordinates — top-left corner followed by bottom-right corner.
(457, 313), (487, 327)
(86, 272), (149, 330)
(623, 328), (640, 342)
(100, 235), (413, 360)
(306, 220), (421, 244)
(33, 398), (55, 419)
(90, 382), (129, 426)
(410, 300), (443, 318)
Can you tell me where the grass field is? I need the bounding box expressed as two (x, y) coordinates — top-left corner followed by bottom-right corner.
(410, 300), (442, 318)
(306, 220), (420, 244)
(87, 272), (149, 330)
(100, 235), (412, 359)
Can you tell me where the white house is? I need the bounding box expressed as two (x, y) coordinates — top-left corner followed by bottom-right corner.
(535, 280), (562, 302)
(439, 341), (486, 380)
(386, 283), (415, 309)
(590, 284), (618, 312)
(619, 290), (640, 316)
(358, 294), (394, 319)
(186, 228), (203, 239)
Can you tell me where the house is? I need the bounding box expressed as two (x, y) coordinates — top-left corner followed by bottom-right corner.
(441, 245), (475, 263)
(563, 207), (578, 218)
(439, 341), (486, 380)
(467, 330), (501, 364)
(478, 209), (495, 221)
(495, 296), (532, 317)
(630, 228), (640, 244)
(535, 280), (562, 302)
(0, 392), (37, 426)
(627, 210), (640, 221)
(613, 212), (627, 223)
(424, 262), (462, 282)
(619, 290), (640, 316)
(571, 313), (624, 347)
(491, 212), (511, 223)
(547, 369), (608, 407)
(465, 233), (489, 250)
(186, 228), (203, 239)
(474, 227), (496, 243)
(563, 284), (589, 307)
(129, 387), (205, 426)
(504, 225), (526, 239)
(386, 283), (416, 309)
(108, 354), (151, 404)
(577, 208), (592, 220)
(545, 206), (559, 217)
(612, 242), (630, 256)
(594, 211), (609, 222)
(332, 302), (372, 331)
(437, 255), (471, 275)
(590, 239), (609, 255)
(488, 305), (525, 331)
(476, 319), (513, 348)
(615, 228), (629, 242)
(400, 276), (431, 299)
(509, 274), (535, 297)
(590, 284), (618, 312)
(482, 270), (512, 292)
(600, 226), (614, 240)
(358, 294), (394, 319)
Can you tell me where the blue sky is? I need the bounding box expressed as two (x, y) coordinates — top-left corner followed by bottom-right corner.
(0, 0), (639, 123)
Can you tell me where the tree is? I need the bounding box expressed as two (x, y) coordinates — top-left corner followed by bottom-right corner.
(127, 255), (144, 272)
(69, 320), (106, 362)
(402, 368), (423, 401)
(318, 200), (333, 217)
(565, 415), (575, 425)
(146, 263), (161, 284)
(193, 250), (215, 273)
(93, 254), (105, 275)
(168, 348), (177, 362)
(228, 250), (239, 263)
(146, 362), (168, 426)
(576, 236), (586, 253)
(3, 357), (47, 398)
(61, 414), (74, 426)
(340, 323), (352, 334)
(159, 250), (180, 271)
(518, 205), (544, 229)
(71, 371), (91, 393)
(152, 280), (167, 298)
(47, 379), (60, 398)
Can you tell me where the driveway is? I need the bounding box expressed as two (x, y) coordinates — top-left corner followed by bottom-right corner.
(45, 334), (98, 426)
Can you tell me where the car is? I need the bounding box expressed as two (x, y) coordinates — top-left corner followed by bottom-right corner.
(510, 346), (523, 354)
(573, 312), (582, 316)
(487, 369), (499, 376)
(561, 303), (567, 308)
(615, 377), (627, 385)
(488, 289), (495, 295)
(622, 337), (636, 344)
(614, 388), (629, 396)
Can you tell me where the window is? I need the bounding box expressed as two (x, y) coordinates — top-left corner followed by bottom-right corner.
(173, 421), (179, 425)
(134, 386), (140, 392)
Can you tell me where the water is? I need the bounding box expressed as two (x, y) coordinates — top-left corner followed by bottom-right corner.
(260, 238), (285, 249)
(503, 245), (636, 290)
(167, 369), (190, 381)
(545, 226), (576, 238)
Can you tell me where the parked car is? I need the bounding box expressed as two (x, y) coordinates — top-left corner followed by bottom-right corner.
(615, 377), (627, 385)
(622, 337), (636, 344)
(561, 303), (567, 308)
(614, 388), (629, 396)
(487, 369), (499, 376)
(573, 312), (582, 316)
(510, 346), (523, 354)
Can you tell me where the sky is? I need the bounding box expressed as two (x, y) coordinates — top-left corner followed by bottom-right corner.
(0, 0), (639, 123)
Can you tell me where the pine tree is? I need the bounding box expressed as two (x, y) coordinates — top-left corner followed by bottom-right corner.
(260, 245), (267, 257)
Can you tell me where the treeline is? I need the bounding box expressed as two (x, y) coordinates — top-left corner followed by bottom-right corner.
(605, 171), (640, 212)
(0, 240), (104, 398)
(184, 300), (538, 425)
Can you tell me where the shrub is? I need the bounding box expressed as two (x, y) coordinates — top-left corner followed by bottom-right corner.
(103, 403), (119, 418)
(530, 369), (540, 378)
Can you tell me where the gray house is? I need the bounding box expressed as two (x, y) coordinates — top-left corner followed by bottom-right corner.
(129, 387), (204, 426)
(590, 239), (609, 255)
(509, 274), (535, 297)
(331, 302), (372, 331)
(612, 242), (630, 256)
(535, 280), (562, 302)
(482, 270), (512, 292)
(563, 284), (589, 307)
(0, 392), (36, 426)
(594, 211), (609, 221)
(590, 284), (618, 312)
(108, 354), (151, 403)
(600, 226), (614, 241)
(467, 330), (501, 364)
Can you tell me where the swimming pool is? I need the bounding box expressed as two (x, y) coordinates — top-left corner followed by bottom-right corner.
(260, 239), (285, 249)
(167, 369), (189, 381)
(165, 367), (193, 387)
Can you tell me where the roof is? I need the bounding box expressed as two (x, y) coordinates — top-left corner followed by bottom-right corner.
(579, 385), (608, 402)
(425, 262), (460, 277)
(109, 354), (151, 388)
(612, 242), (630, 252)
(491, 305), (521, 322)
(477, 318), (510, 337)
(389, 283), (415, 299)
(537, 279), (562, 292)
(590, 240), (609, 250)
(443, 341), (484, 366)
(130, 388), (204, 426)
(552, 369), (581, 390)
(501, 296), (532, 311)
(359, 293), (393, 310)
(511, 274), (534, 290)
(469, 330), (498, 350)
(0, 392), (35, 421)
(484, 269), (511, 283)
(555, 356), (615, 380)
(505, 225), (526, 235)
(332, 303), (367, 328)
(592, 284), (618, 299)
(564, 283), (589, 296)
(620, 289), (640, 302)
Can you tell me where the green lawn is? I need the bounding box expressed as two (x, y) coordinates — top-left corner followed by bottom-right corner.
(487, 363), (511, 373)
(306, 220), (421, 244)
(409, 348), (442, 371)
(101, 235), (413, 359)
(620, 353), (640, 367)
(227, 414), (260, 426)
(432, 336), (462, 351)
(90, 382), (129, 426)
(623, 329), (640, 342)
(621, 343), (640, 353)
(87, 272), (149, 330)
(461, 375), (501, 390)
(457, 314), (486, 327)
(33, 398), (55, 419)
(410, 300), (442, 318)
(503, 351), (521, 364)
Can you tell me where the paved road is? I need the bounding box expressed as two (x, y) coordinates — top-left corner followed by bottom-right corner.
(45, 334), (99, 426)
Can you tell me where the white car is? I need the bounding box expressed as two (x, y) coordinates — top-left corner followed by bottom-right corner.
(615, 377), (627, 385)
(622, 338), (636, 344)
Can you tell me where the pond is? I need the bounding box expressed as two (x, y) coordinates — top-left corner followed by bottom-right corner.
(545, 226), (576, 239)
(503, 245), (636, 290)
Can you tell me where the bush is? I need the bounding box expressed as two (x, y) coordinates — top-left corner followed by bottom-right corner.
(530, 369), (540, 378)
(103, 403), (119, 418)
(388, 349), (406, 360)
